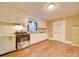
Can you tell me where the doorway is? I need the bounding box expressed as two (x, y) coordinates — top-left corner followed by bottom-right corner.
(53, 20), (66, 41)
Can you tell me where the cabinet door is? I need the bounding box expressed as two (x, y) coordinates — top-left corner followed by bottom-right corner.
(0, 7), (9, 22)
(17, 11), (28, 24)
(30, 33), (48, 44)
(0, 8), (18, 23)
(8, 8), (18, 23)
(0, 36), (16, 55)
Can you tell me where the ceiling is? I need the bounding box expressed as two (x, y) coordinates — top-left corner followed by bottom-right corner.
(0, 2), (79, 20)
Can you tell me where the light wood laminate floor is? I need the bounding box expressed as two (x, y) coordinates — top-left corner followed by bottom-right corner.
(2, 39), (79, 57)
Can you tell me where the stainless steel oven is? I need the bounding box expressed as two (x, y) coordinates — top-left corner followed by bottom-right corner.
(16, 32), (30, 50)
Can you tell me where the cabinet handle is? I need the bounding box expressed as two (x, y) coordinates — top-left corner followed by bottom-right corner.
(8, 36), (13, 42)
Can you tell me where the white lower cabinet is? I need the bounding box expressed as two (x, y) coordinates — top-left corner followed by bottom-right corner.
(30, 33), (48, 44)
(0, 36), (16, 55)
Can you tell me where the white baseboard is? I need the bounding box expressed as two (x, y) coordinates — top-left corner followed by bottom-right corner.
(49, 38), (79, 47)
(61, 40), (79, 47)
(31, 38), (79, 47)
(48, 38), (53, 40)
(30, 39), (47, 45)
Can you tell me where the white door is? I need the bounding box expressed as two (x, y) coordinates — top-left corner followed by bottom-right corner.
(72, 25), (79, 44)
(53, 20), (66, 41)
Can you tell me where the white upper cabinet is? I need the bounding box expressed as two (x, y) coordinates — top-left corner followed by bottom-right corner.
(0, 7), (9, 22)
(0, 6), (28, 24)
(0, 7), (18, 23)
(17, 11), (28, 24)
(8, 8), (18, 23)
(0, 6), (46, 28)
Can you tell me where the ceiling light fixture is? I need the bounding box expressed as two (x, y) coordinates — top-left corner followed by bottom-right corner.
(48, 3), (55, 11)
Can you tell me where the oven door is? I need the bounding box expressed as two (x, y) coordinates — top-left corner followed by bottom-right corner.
(16, 34), (30, 50)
